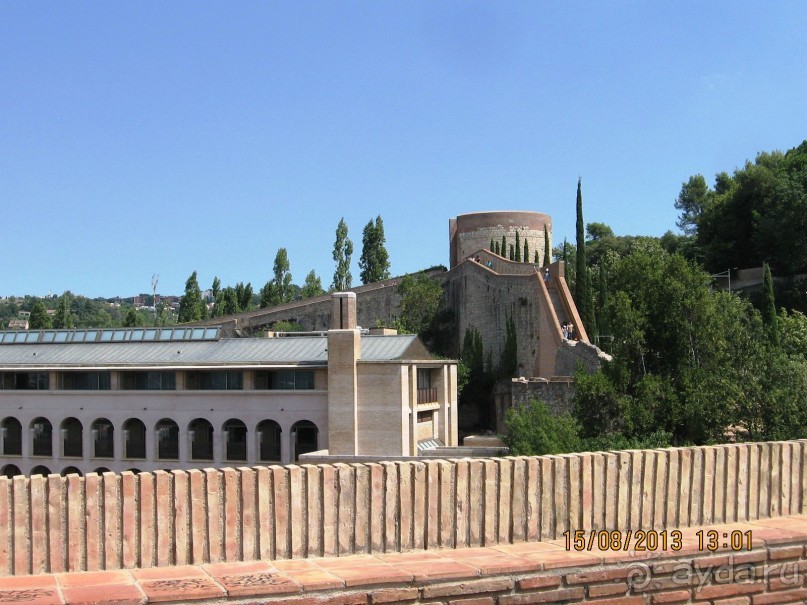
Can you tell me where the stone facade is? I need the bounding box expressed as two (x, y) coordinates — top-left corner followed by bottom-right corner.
(449, 211), (553, 268)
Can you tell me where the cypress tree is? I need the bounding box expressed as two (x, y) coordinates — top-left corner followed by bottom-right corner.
(515, 231), (521, 262)
(543, 225), (551, 268)
(490, 238), (495, 252)
(575, 178), (591, 331)
(494, 241), (500, 255)
(534, 250), (539, 263)
(501, 235), (506, 258)
(762, 263), (779, 348)
(509, 244), (514, 261)
(523, 239), (529, 264)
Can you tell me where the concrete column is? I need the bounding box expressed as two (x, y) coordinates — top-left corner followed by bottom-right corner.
(178, 429), (189, 464)
(409, 365), (418, 456)
(326, 329), (360, 456)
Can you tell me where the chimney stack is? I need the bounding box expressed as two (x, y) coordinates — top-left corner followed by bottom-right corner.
(330, 292), (357, 330)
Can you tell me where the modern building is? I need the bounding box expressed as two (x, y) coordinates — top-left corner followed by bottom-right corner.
(0, 293), (458, 477)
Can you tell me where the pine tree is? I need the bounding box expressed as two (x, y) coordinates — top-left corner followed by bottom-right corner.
(359, 216), (390, 284)
(544, 225), (551, 268)
(515, 231), (522, 262)
(178, 271), (205, 322)
(301, 270), (325, 299)
(53, 292), (74, 329)
(575, 178), (593, 333)
(762, 263), (779, 348)
(332, 218), (353, 291)
(29, 300), (52, 329)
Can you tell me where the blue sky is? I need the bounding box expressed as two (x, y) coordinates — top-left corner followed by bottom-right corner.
(2, 2), (806, 298)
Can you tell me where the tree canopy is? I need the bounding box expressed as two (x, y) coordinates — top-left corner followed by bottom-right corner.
(178, 271), (206, 323)
(331, 218), (353, 291)
(359, 216), (390, 284)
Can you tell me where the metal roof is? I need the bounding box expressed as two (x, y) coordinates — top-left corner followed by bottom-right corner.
(0, 333), (432, 370)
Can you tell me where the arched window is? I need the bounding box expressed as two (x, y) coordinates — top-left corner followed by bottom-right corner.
(123, 419), (146, 459)
(1, 417), (22, 456)
(256, 420), (282, 462)
(1, 464), (21, 478)
(91, 418), (114, 458)
(93, 467), (111, 475)
(291, 420), (319, 461)
(188, 418), (213, 461)
(30, 465), (51, 476)
(61, 417), (83, 458)
(223, 419), (247, 462)
(61, 466), (82, 477)
(31, 418), (53, 457)
(155, 419), (179, 460)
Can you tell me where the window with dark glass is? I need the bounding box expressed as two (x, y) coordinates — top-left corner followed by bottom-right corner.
(255, 370), (315, 390)
(61, 372), (111, 390)
(0, 372), (49, 390)
(417, 368), (437, 404)
(121, 371), (176, 390)
(185, 371), (242, 390)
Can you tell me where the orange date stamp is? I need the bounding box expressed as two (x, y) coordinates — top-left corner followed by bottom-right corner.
(564, 529), (753, 552)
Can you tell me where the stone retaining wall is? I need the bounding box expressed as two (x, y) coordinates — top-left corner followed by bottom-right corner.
(0, 440), (805, 576)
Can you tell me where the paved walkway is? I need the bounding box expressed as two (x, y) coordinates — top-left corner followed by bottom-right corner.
(0, 516), (805, 604)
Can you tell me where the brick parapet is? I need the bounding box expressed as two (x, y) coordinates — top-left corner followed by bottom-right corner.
(2, 515), (806, 604)
(0, 440), (806, 578)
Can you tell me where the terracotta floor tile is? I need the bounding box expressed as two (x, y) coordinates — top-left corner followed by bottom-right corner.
(212, 571), (301, 598)
(312, 555), (385, 569)
(375, 551), (447, 564)
(61, 583), (145, 605)
(447, 553), (540, 575)
(392, 559), (479, 582)
(201, 560), (276, 577)
(133, 567), (226, 603)
(320, 563), (414, 587)
(0, 574), (62, 605)
(57, 570), (135, 589)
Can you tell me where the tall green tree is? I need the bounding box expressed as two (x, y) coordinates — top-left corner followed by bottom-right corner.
(501, 235), (506, 258)
(359, 216), (390, 284)
(762, 262), (779, 348)
(28, 300), (52, 329)
(301, 270), (325, 299)
(395, 272), (443, 335)
(523, 239), (529, 264)
(235, 282), (253, 312)
(575, 178), (592, 331)
(123, 307), (144, 327)
(543, 226), (551, 267)
(178, 271), (205, 322)
(272, 248), (293, 304)
(332, 218), (353, 291)
(53, 292), (74, 329)
(515, 231), (522, 262)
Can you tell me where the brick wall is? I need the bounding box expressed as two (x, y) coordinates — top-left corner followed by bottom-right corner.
(1, 440), (805, 576)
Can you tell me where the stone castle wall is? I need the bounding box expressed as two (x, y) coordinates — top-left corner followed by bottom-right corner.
(450, 211), (552, 268)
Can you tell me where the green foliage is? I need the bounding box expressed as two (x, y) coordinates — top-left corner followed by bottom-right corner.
(515, 231), (521, 262)
(52, 292), (75, 329)
(490, 238), (495, 252)
(572, 243), (807, 446)
(575, 178), (594, 332)
(509, 244), (514, 260)
(501, 235), (506, 258)
(301, 270), (325, 299)
(273, 320), (303, 332)
(499, 317), (518, 378)
(543, 225), (550, 267)
(586, 222), (615, 240)
(178, 271), (206, 323)
(494, 241), (500, 255)
(762, 263), (779, 348)
(235, 282), (253, 312)
(523, 239), (529, 264)
(683, 141), (807, 275)
(123, 307), (144, 327)
(28, 300), (52, 329)
(503, 400), (581, 456)
(273, 248), (293, 303)
(394, 272), (443, 336)
(359, 215), (390, 284)
(332, 218), (353, 291)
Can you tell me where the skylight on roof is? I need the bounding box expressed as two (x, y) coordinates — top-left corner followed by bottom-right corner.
(0, 326), (222, 344)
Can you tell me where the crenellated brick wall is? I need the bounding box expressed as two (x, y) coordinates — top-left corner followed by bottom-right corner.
(1, 440), (805, 577)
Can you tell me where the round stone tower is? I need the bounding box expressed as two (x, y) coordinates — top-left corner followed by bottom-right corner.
(449, 211), (553, 268)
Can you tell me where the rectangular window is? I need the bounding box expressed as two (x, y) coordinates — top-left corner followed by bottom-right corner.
(121, 371), (176, 390)
(186, 370), (243, 390)
(255, 370), (315, 390)
(0, 372), (49, 390)
(61, 372), (111, 390)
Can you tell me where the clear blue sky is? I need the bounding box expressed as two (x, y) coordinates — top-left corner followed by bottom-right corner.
(2, 2), (806, 298)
